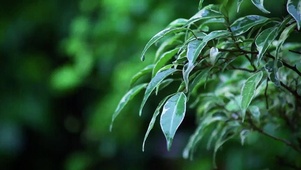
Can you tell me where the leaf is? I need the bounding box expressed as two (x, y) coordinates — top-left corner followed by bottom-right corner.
(237, 0), (246, 12)
(255, 26), (279, 62)
(139, 68), (178, 116)
(240, 129), (250, 146)
(182, 63), (195, 92)
(168, 18), (189, 27)
(209, 47), (219, 65)
(142, 94), (174, 151)
(287, 0), (301, 30)
(110, 83), (147, 131)
(240, 71), (263, 120)
(153, 48), (179, 76)
(160, 92), (187, 150)
(155, 34), (183, 61)
(130, 65), (154, 87)
(189, 30), (229, 66)
(198, 0), (204, 10)
(141, 27), (187, 61)
(189, 4), (223, 25)
(251, 0), (271, 14)
(230, 15), (268, 36)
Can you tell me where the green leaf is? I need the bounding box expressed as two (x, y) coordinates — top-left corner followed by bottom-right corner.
(168, 18), (189, 27)
(198, 0), (204, 10)
(189, 4), (223, 25)
(188, 30), (229, 66)
(251, 0), (271, 14)
(182, 63), (195, 92)
(130, 65), (154, 87)
(155, 34), (183, 61)
(287, 0), (301, 30)
(255, 26), (279, 61)
(139, 68), (178, 116)
(141, 27), (186, 61)
(110, 83), (147, 131)
(153, 48), (179, 76)
(237, 0), (246, 12)
(240, 129), (250, 146)
(142, 94), (174, 151)
(160, 92), (187, 150)
(240, 71), (263, 120)
(230, 15), (268, 36)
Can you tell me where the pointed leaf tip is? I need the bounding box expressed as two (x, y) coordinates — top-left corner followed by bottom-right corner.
(160, 92), (187, 150)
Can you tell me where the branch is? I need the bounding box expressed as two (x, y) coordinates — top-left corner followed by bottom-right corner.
(280, 81), (301, 101)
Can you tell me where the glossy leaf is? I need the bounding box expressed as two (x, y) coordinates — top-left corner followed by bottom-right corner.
(182, 63), (195, 92)
(189, 30), (229, 66)
(142, 94), (174, 151)
(160, 92), (187, 150)
(168, 18), (189, 27)
(155, 34), (183, 61)
(230, 15), (268, 36)
(251, 0), (271, 13)
(139, 68), (178, 116)
(110, 83), (147, 131)
(189, 4), (222, 25)
(141, 27), (186, 61)
(130, 65), (154, 87)
(241, 71), (263, 119)
(237, 0), (246, 12)
(255, 27), (279, 61)
(153, 48), (179, 76)
(287, 0), (301, 30)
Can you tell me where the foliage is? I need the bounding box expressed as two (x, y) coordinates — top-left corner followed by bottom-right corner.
(113, 0), (301, 169)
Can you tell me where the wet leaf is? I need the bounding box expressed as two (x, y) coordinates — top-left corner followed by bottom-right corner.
(255, 26), (279, 62)
(142, 94), (174, 151)
(251, 0), (271, 13)
(139, 68), (178, 116)
(230, 15), (268, 35)
(141, 27), (186, 61)
(160, 92), (187, 150)
(241, 71), (263, 120)
(287, 0), (301, 30)
(110, 83), (147, 131)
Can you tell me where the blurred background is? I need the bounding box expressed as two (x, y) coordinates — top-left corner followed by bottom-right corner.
(0, 0), (292, 170)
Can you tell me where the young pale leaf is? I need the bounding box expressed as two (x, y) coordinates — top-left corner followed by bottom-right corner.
(153, 48), (179, 76)
(255, 27), (279, 61)
(110, 83), (147, 131)
(160, 92), (187, 151)
(142, 94), (174, 151)
(130, 65), (154, 87)
(230, 15), (268, 35)
(251, 0), (271, 14)
(241, 71), (263, 119)
(287, 0), (301, 30)
(141, 27), (186, 61)
(139, 68), (178, 116)
(237, 0), (246, 12)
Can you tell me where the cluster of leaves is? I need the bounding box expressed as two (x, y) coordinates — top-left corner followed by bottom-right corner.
(112, 0), (301, 167)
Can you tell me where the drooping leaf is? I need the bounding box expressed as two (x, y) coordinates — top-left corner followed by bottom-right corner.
(183, 115), (225, 159)
(198, 0), (204, 10)
(241, 71), (263, 119)
(230, 15), (268, 36)
(141, 27), (187, 61)
(237, 0), (246, 12)
(240, 129), (250, 146)
(139, 68), (178, 116)
(153, 48), (179, 76)
(276, 23), (297, 58)
(251, 0), (271, 14)
(110, 83), (148, 131)
(189, 4), (223, 25)
(155, 34), (183, 61)
(287, 0), (301, 30)
(130, 65), (154, 87)
(182, 63), (195, 92)
(189, 30), (229, 66)
(142, 94), (174, 151)
(160, 92), (187, 150)
(255, 26), (279, 61)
